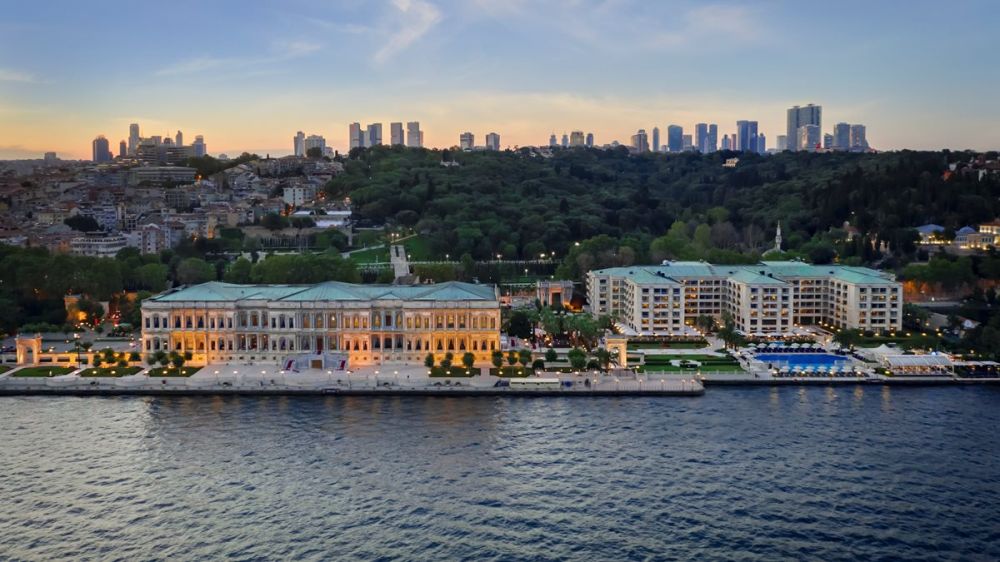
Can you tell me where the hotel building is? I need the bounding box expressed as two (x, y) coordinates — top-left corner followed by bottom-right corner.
(587, 261), (903, 336)
(141, 281), (501, 367)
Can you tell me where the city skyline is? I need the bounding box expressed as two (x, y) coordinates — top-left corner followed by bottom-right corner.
(1, 0), (999, 159)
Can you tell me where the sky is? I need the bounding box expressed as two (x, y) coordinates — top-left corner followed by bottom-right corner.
(1, 0), (998, 160)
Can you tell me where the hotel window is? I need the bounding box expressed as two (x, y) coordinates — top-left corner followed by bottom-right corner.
(303, 314), (311, 329)
(330, 314), (338, 328)
(407, 316), (414, 329)
(385, 313), (393, 328)
(145, 317), (151, 329)
(227, 317), (233, 329)
(373, 313), (381, 328)
(315, 314), (324, 329)
(396, 312), (403, 327)
(436, 315), (444, 329)
(197, 316), (204, 329)
(185, 316), (193, 329)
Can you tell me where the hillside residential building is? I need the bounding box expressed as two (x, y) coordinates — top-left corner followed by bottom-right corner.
(587, 261), (903, 336)
(141, 281), (501, 367)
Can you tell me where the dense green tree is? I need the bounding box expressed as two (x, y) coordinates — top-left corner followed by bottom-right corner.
(176, 258), (215, 285)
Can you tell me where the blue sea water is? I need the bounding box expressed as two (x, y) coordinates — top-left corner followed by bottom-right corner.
(1, 388), (999, 561)
(755, 353), (849, 368)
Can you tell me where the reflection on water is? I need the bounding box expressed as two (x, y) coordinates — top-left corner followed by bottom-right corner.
(1, 388), (999, 560)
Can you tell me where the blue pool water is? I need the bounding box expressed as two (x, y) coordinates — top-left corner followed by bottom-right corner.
(755, 352), (849, 368)
(2, 389), (1000, 560)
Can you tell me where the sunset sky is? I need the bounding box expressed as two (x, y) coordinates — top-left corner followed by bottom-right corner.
(1, 0), (998, 159)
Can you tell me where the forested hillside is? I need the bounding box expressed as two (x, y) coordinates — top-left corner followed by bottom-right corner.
(326, 146), (1000, 276)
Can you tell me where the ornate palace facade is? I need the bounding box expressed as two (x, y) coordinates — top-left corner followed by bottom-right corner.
(141, 281), (501, 367)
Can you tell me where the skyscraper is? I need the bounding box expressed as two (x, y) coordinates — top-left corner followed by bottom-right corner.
(175, 130), (183, 147)
(367, 123), (383, 147)
(294, 131), (306, 156)
(118, 140), (126, 158)
(561, 133), (569, 148)
(736, 121), (758, 152)
(485, 132), (500, 151)
(708, 124), (718, 153)
(797, 124), (821, 152)
(349, 123), (364, 149)
(569, 131), (585, 147)
(631, 129), (649, 153)
(406, 122), (423, 147)
(128, 123), (140, 156)
(460, 132), (475, 150)
(721, 135), (732, 151)
(757, 133), (766, 154)
(776, 135), (788, 151)
(695, 123), (708, 153)
(833, 123), (851, 151)
(92, 135), (112, 163)
(850, 125), (868, 151)
(786, 104), (822, 152)
(667, 125), (683, 152)
(390, 122), (404, 146)
(823, 133), (833, 150)
(549, 134), (558, 147)
(652, 127), (661, 152)
(304, 135), (327, 156)
(682, 134), (693, 151)
(585, 133), (594, 148)
(192, 135), (207, 157)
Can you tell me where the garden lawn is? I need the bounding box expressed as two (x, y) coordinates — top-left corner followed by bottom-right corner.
(147, 367), (201, 377)
(429, 366), (479, 377)
(12, 366), (76, 377)
(490, 367), (533, 378)
(628, 341), (709, 350)
(80, 366), (142, 377)
(0, 366), (9, 374)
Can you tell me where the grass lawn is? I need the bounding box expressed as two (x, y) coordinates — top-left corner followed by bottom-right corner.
(642, 353), (742, 373)
(79, 366), (142, 378)
(348, 235), (433, 264)
(0, 365), (10, 374)
(628, 341), (709, 350)
(490, 366), (533, 377)
(147, 366), (201, 378)
(429, 366), (479, 377)
(12, 366), (76, 377)
(855, 335), (942, 350)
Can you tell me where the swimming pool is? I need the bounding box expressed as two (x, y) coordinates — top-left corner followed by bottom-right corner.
(754, 353), (849, 368)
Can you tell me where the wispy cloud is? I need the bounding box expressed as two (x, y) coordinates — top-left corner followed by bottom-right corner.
(0, 68), (36, 83)
(154, 40), (324, 77)
(374, 0), (442, 64)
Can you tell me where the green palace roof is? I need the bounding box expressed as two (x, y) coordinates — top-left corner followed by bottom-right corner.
(591, 261), (898, 285)
(147, 281), (499, 303)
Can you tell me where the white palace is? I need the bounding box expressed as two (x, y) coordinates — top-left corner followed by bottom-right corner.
(587, 261), (903, 336)
(141, 281), (501, 367)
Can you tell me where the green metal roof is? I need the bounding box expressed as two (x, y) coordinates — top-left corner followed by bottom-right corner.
(148, 281), (498, 303)
(591, 261), (897, 286)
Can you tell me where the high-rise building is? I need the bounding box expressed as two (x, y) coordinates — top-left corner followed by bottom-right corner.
(569, 131), (585, 147)
(850, 125), (868, 151)
(175, 130), (183, 147)
(823, 133), (833, 150)
(91, 135), (112, 163)
(367, 123), (383, 147)
(349, 123), (364, 149)
(128, 123), (140, 156)
(294, 131), (306, 156)
(304, 135), (327, 156)
(695, 123), (708, 153)
(485, 132), (500, 151)
(757, 133), (766, 154)
(192, 135), (207, 157)
(390, 122), (404, 146)
(460, 132), (475, 150)
(776, 135), (788, 152)
(549, 134), (558, 147)
(405, 122), (423, 148)
(585, 133), (594, 148)
(786, 104), (822, 152)
(797, 124), (821, 152)
(708, 124), (718, 153)
(833, 123), (851, 151)
(631, 129), (650, 153)
(44, 151), (57, 164)
(561, 133), (569, 148)
(736, 121), (758, 152)
(721, 134), (732, 151)
(652, 127), (661, 152)
(119, 140), (127, 158)
(667, 125), (683, 152)
(682, 134), (693, 151)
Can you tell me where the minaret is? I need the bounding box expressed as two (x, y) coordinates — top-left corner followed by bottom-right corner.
(774, 222), (783, 253)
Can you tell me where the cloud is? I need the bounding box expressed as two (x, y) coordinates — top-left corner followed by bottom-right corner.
(373, 0), (442, 64)
(154, 40), (324, 77)
(0, 68), (36, 83)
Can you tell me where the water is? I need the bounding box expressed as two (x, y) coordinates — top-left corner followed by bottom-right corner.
(755, 353), (850, 368)
(1, 387), (999, 561)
